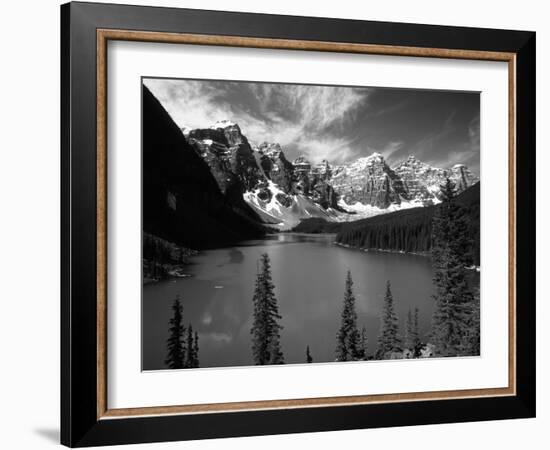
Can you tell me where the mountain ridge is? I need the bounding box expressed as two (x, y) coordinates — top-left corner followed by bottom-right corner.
(184, 119), (478, 230)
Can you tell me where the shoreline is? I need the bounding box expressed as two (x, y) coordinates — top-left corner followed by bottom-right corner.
(334, 242), (480, 271)
(334, 242), (431, 258)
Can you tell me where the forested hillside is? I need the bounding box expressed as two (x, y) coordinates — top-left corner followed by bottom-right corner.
(335, 183), (480, 265)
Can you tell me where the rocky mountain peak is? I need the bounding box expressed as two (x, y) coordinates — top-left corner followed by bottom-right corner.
(314, 159), (331, 177)
(351, 152), (386, 170)
(402, 155), (426, 166)
(395, 155), (433, 171)
(256, 142), (283, 158)
(450, 164), (477, 192)
(185, 120), (477, 228)
(208, 120), (244, 146)
(210, 119), (237, 129)
(293, 156), (312, 174)
(331, 151), (406, 208)
(293, 155), (311, 165)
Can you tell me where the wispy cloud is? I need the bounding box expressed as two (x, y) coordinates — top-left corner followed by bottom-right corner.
(468, 114), (480, 150)
(372, 141), (405, 163)
(144, 78), (370, 164)
(368, 99), (409, 118)
(144, 78), (479, 171)
(419, 113), (480, 172)
(441, 114), (480, 170)
(406, 111), (456, 159)
(144, 79), (253, 130)
(291, 135), (359, 163)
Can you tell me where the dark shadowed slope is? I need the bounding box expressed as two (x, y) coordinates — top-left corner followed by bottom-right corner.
(142, 85), (265, 249)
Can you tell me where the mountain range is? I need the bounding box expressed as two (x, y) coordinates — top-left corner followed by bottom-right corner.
(185, 120), (478, 230)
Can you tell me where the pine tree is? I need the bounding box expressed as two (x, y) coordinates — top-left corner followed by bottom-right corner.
(165, 295), (185, 369)
(185, 324), (195, 368)
(335, 271), (362, 361)
(413, 307), (421, 354)
(193, 330), (200, 368)
(359, 326), (368, 360)
(404, 308), (415, 353)
(251, 253), (284, 365)
(431, 179), (475, 357)
(403, 307), (420, 357)
(306, 345), (313, 363)
(376, 280), (401, 359)
(464, 289), (480, 356)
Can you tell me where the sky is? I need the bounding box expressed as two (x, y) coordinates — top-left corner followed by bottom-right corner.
(144, 77), (480, 175)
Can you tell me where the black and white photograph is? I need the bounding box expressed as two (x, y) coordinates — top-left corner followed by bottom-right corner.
(142, 77), (481, 370)
(0, 0), (541, 447)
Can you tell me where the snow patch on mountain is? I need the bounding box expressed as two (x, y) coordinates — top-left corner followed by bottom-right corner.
(187, 119), (478, 230)
(243, 181), (342, 230)
(210, 120), (236, 129)
(337, 197), (431, 220)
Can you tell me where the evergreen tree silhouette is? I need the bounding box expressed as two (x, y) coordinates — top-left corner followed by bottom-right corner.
(404, 308), (419, 357)
(335, 271), (362, 361)
(431, 179), (475, 356)
(359, 325), (368, 360)
(165, 295), (185, 369)
(185, 324), (195, 368)
(251, 254), (284, 365)
(193, 330), (200, 368)
(413, 307), (421, 355)
(376, 281), (401, 359)
(306, 345), (313, 363)
(464, 289), (480, 356)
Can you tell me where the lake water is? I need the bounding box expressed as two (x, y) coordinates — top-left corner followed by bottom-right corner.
(143, 233), (450, 370)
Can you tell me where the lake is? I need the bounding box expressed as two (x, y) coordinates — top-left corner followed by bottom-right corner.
(143, 233), (455, 370)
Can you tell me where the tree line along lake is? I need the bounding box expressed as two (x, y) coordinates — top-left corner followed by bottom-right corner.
(142, 232), (479, 370)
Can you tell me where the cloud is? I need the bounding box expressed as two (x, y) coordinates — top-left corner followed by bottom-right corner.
(443, 114), (480, 170)
(420, 113), (480, 172)
(144, 78), (370, 163)
(368, 99), (409, 118)
(144, 78), (253, 130)
(143, 78), (479, 171)
(405, 111), (456, 159)
(372, 141), (405, 162)
(468, 114), (480, 150)
(292, 135), (359, 164)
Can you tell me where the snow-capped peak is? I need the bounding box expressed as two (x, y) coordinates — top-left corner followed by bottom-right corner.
(255, 142), (283, 156)
(363, 152), (385, 163)
(348, 152), (386, 170)
(180, 125), (192, 137)
(293, 155), (311, 165)
(393, 155), (437, 171)
(210, 119), (237, 129)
